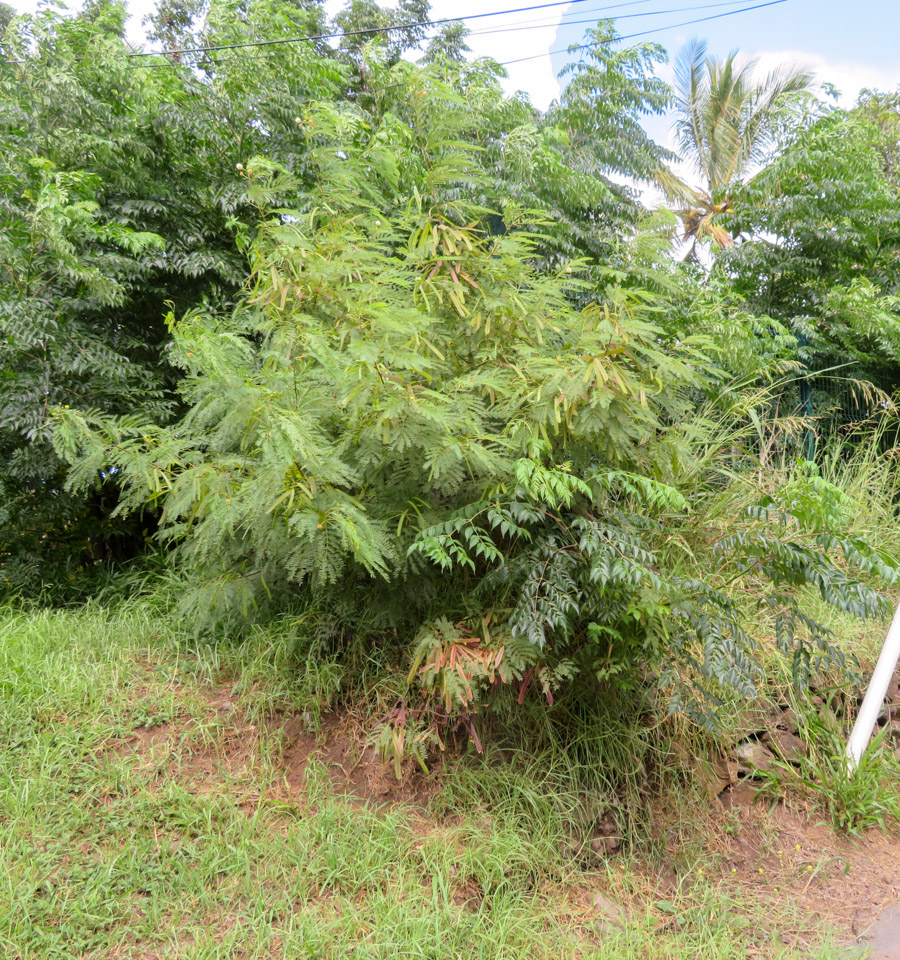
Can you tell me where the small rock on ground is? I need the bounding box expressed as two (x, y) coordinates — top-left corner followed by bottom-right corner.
(591, 892), (625, 934)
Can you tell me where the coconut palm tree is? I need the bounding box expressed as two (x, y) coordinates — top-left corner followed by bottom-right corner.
(660, 39), (814, 256)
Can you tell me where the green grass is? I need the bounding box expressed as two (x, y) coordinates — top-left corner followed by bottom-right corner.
(0, 600), (856, 958)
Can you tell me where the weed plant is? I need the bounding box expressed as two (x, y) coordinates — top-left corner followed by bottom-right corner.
(757, 698), (900, 837)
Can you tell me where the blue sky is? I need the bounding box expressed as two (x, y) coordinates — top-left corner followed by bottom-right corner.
(552, 0), (900, 104)
(671, 0), (899, 73)
(545, 0), (899, 193)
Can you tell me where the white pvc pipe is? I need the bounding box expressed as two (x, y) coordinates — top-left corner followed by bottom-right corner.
(846, 601), (900, 770)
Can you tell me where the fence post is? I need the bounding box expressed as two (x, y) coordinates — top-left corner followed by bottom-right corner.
(797, 334), (816, 460)
(846, 601), (900, 769)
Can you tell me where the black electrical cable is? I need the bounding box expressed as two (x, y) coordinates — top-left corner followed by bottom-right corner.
(1, 0), (773, 65)
(3, 0), (791, 78)
(499, 0), (789, 64)
(116, 0), (652, 59)
(465, 0), (756, 37)
(128, 0), (780, 68)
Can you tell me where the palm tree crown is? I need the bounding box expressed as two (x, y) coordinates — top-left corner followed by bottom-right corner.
(661, 40), (814, 252)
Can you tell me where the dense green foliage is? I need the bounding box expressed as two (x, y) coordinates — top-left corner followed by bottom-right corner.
(725, 97), (900, 382)
(0, 1), (247, 584)
(0, 0), (670, 588)
(3, 0), (900, 741)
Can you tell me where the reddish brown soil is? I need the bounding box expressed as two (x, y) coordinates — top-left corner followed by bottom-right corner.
(115, 682), (439, 813)
(276, 712), (438, 807)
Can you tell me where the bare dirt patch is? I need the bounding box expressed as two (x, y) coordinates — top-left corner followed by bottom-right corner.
(108, 678), (439, 815)
(718, 790), (900, 946)
(106, 682), (271, 804)
(276, 712), (439, 808)
(613, 781), (900, 953)
(131, 721), (175, 749)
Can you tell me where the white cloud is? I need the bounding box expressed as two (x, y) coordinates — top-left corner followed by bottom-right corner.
(752, 49), (898, 105)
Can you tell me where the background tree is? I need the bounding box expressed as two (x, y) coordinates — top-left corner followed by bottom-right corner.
(0, 2), (16, 38)
(421, 20), (469, 64)
(721, 96), (900, 424)
(333, 0), (430, 66)
(143, 0), (207, 59)
(0, 0), (322, 589)
(515, 21), (674, 268)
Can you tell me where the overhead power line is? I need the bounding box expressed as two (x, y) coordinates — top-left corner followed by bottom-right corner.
(2, 0), (788, 65)
(465, 0), (766, 39)
(157, 0), (791, 73)
(123, 0), (650, 59)
(2, 0), (791, 69)
(0, 0), (593, 65)
(137, 0), (785, 63)
(500, 0), (789, 64)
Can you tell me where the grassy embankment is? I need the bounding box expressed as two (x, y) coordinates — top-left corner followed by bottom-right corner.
(2, 593), (887, 959)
